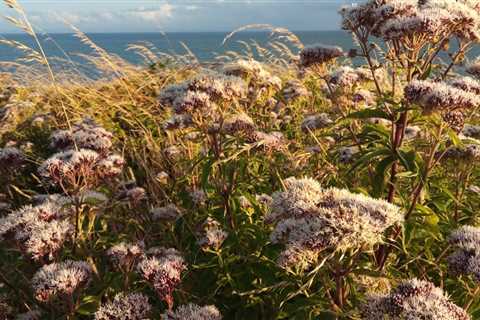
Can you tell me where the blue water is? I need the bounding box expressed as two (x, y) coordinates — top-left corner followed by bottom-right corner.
(0, 31), (354, 75)
(2, 31), (478, 79)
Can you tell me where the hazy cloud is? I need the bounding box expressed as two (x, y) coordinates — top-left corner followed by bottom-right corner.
(0, 1), (350, 33)
(128, 4), (175, 24)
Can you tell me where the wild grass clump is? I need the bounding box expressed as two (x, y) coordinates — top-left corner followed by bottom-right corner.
(3, 0), (480, 319)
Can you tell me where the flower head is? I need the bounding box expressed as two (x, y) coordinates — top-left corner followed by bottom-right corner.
(267, 177), (403, 268)
(404, 80), (480, 113)
(163, 303), (222, 320)
(163, 114), (193, 130)
(32, 260), (92, 302)
(0, 147), (24, 170)
(301, 113), (333, 132)
(197, 217), (228, 250)
(451, 76), (480, 95)
(136, 249), (186, 306)
(299, 44), (344, 68)
(463, 124), (480, 139)
(362, 279), (470, 320)
(50, 119), (113, 153)
(447, 226), (480, 281)
(341, 0), (480, 42)
(0, 198), (73, 261)
(158, 73), (247, 118)
(95, 292), (151, 320)
(38, 149), (124, 189)
(338, 146), (359, 163)
(328, 66), (376, 90)
(222, 113), (256, 136)
(353, 89), (375, 105)
(249, 131), (287, 152)
(107, 242), (144, 272)
(117, 186), (147, 205)
(282, 80), (309, 102)
(151, 204), (183, 221)
(190, 189), (207, 206)
(443, 142), (480, 162)
(467, 60), (480, 78)
(404, 125), (421, 140)
(223, 59), (281, 88)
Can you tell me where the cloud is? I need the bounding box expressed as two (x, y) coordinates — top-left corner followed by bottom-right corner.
(128, 4), (174, 24)
(98, 12), (115, 21)
(48, 11), (96, 25)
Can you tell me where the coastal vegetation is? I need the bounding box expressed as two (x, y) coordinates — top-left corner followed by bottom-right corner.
(2, 0), (480, 319)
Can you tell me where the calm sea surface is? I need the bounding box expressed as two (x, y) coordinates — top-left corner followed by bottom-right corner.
(1, 31), (478, 78)
(0, 31), (354, 65)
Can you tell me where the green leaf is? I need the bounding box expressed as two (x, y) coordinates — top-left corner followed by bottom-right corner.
(349, 148), (393, 174)
(447, 129), (461, 147)
(348, 108), (392, 121)
(372, 155), (396, 197)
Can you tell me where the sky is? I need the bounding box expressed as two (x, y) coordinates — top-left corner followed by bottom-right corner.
(0, 0), (351, 33)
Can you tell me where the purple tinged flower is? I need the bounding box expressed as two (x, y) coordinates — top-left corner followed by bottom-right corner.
(94, 292), (151, 320)
(163, 303), (222, 320)
(31, 260), (92, 302)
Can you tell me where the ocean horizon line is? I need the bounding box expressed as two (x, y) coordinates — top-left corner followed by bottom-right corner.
(0, 29), (345, 36)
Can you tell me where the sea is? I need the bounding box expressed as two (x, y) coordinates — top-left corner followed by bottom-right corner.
(0, 31), (478, 79)
(0, 31), (354, 74)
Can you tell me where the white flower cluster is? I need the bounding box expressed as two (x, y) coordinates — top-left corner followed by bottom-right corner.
(353, 89), (375, 105)
(362, 279), (470, 320)
(404, 80), (480, 114)
(39, 120), (124, 189)
(146, 246), (181, 259)
(163, 303), (222, 320)
(38, 149), (124, 189)
(158, 72), (247, 119)
(341, 0), (480, 42)
(163, 114), (193, 131)
(0, 197), (73, 261)
(338, 146), (359, 163)
(248, 131), (286, 153)
(0, 146), (24, 170)
(404, 125), (421, 140)
(301, 113), (333, 132)
(447, 226), (480, 281)
(378, 12), (443, 40)
(467, 60), (480, 78)
(223, 59), (282, 89)
(328, 66), (376, 90)
(267, 177), (403, 268)
(117, 186), (146, 205)
(463, 124), (480, 138)
(450, 76), (480, 95)
(94, 292), (151, 320)
(299, 44), (344, 68)
(222, 113), (256, 136)
(282, 80), (310, 102)
(136, 248), (186, 304)
(197, 217), (228, 250)
(107, 241), (144, 272)
(151, 204), (183, 221)
(443, 142), (480, 162)
(256, 193), (273, 206)
(31, 260), (92, 302)
(238, 195), (252, 209)
(190, 189), (207, 206)
(50, 118), (113, 153)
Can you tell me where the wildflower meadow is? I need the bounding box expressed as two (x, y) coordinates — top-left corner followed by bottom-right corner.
(2, 0), (480, 319)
